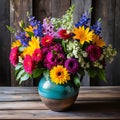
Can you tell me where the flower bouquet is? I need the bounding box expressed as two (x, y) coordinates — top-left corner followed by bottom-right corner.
(8, 5), (117, 111)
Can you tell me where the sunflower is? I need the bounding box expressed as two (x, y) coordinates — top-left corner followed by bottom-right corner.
(92, 34), (106, 48)
(11, 40), (21, 48)
(24, 25), (34, 33)
(50, 65), (70, 85)
(22, 36), (40, 57)
(72, 26), (93, 45)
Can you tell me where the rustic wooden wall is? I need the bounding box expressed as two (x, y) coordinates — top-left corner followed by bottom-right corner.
(10, 0), (33, 86)
(0, 0), (11, 86)
(0, 0), (119, 86)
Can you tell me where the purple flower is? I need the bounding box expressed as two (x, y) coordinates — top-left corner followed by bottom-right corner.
(44, 51), (65, 69)
(50, 43), (63, 52)
(65, 58), (79, 73)
(43, 18), (56, 37)
(41, 47), (50, 58)
(86, 45), (102, 61)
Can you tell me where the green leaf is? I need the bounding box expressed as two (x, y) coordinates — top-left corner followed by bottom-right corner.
(16, 69), (25, 80)
(43, 69), (49, 81)
(19, 46), (25, 52)
(87, 69), (97, 78)
(18, 56), (23, 63)
(6, 25), (16, 33)
(73, 75), (80, 88)
(26, 31), (34, 37)
(98, 69), (106, 82)
(19, 20), (25, 28)
(15, 63), (23, 71)
(33, 68), (45, 78)
(62, 40), (67, 53)
(20, 73), (29, 81)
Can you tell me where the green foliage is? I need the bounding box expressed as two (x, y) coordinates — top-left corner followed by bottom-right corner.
(51, 4), (75, 30)
(26, 31), (34, 37)
(73, 75), (80, 88)
(6, 25), (16, 33)
(87, 69), (97, 78)
(15, 63), (30, 84)
(32, 68), (45, 78)
(43, 69), (49, 81)
(62, 40), (67, 54)
(97, 69), (106, 82)
(87, 68), (106, 82)
(19, 20), (25, 28)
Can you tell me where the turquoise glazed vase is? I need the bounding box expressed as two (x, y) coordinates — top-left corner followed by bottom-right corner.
(38, 77), (79, 111)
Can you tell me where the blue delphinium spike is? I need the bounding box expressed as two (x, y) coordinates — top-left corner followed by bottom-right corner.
(91, 18), (102, 35)
(34, 24), (43, 37)
(28, 16), (43, 37)
(16, 32), (30, 47)
(75, 10), (91, 28)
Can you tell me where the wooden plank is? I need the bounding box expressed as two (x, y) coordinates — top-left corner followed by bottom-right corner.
(0, 87), (119, 119)
(0, 100), (119, 110)
(0, 86), (119, 93)
(10, 0), (33, 86)
(71, 0), (92, 86)
(0, 0), (11, 86)
(0, 109), (119, 119)
(33, 0), (52, 22)
(0, 87), (120, 102)
(91, 0), (116, 85)
(51, 0), (70, 18)
(0, 101), (47, 110)
(113, 0), (120, 85)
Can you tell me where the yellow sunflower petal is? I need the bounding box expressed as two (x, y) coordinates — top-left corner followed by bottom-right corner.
(22, 36), (40, 57)
(50, 65), (70, 85)
(24, 26), (34, 33)
(11, 40), (21, 48)
(72, 26), (93, 45)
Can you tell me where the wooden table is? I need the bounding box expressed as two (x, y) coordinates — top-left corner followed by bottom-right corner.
(0, 86), (120, 119)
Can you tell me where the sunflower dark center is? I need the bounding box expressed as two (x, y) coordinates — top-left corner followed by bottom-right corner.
(57, 72), (61, 76)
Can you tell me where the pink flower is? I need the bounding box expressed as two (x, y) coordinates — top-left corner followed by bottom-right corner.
(41, 35), (53, 46)
(86, 45), (102, 61)
(9, 47), (19, 66)
(58, 29), (71, 39)
(32, 49), (42, 62)
(23, 55), (35, 74)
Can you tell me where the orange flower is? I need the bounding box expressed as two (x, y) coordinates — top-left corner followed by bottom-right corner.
(92, 34), (106, 47)
(72, 26), (93, 44)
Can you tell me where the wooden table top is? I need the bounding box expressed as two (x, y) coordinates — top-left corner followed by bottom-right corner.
(0, 86), (120, 119)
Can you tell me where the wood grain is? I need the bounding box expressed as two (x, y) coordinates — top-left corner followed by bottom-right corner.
(91, 0), (117, 85)
(0, 86), (119, 119)
(71, 0), (92, 86)
(10, 0), (33, 86)
(0, 0), (11, 86)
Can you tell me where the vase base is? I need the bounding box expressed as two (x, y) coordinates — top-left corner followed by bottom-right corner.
(40, 95), (78, 112)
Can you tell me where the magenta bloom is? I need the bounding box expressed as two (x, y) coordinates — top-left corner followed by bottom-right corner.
(86, 45), (102, 61)
(23, 55), (35, 74)
(44, 51), (65, 69)
(65, 58), (79, 73)
(50, 43), (63, 52)
(32, 49), (42, 62)
(9, 47), (19, 66)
